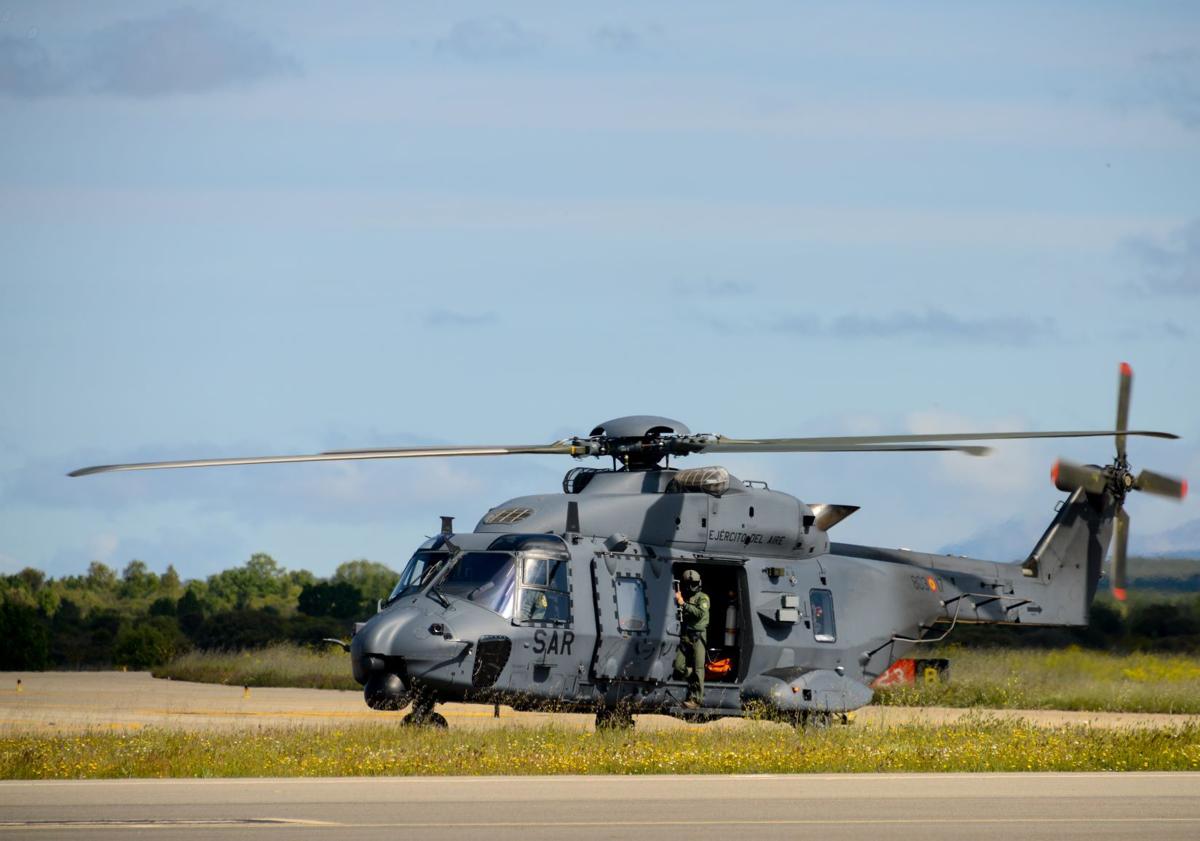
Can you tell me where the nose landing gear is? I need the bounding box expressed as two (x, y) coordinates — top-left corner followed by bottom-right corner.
(363, 672), (409, 710)
(364, 672), (447, 726)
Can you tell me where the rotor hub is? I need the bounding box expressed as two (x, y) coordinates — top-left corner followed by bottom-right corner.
(567, 416), (715, 469)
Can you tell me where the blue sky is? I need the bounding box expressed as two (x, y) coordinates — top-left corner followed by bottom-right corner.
(2, 1), (1198, 579)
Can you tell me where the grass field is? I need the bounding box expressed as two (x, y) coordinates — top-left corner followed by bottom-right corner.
(156, 643), (1200, 714)
(875, 646), (1200, 714)
(153, 644), (357, 690)
(3, 717), (1198, 778)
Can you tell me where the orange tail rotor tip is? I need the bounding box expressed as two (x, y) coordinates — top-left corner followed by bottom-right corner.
(1050, 460), (1059, 485)
(1183, 479), (1189, 501)
(1119, 361), (1132, 377)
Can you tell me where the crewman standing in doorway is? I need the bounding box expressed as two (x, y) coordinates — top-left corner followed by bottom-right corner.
(673, 569), (710, 708)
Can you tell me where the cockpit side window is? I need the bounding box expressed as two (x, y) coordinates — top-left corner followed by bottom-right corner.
(517, 552), (571, 625)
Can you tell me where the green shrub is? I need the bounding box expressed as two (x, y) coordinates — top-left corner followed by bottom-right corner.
(0, 601), (50, 670)
(113, 617), (188, 669)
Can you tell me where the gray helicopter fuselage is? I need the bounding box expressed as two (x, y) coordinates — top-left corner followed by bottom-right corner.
(350, 466), (1115, 717)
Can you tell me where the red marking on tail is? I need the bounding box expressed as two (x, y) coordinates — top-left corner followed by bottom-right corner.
(1120, 361), (1132, 377)
(1051, 461), (1060, 485)
(1113, 587), (1127, 602)
(1183, 479), (1189, 500)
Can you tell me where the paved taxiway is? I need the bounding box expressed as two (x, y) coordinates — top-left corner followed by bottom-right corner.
(6, 671), (1199, 733)
(4, 773), (1200, 841)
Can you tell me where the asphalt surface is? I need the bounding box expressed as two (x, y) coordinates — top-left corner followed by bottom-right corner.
(6, 671), (1200, 733)
(3, 774), (1200, 841)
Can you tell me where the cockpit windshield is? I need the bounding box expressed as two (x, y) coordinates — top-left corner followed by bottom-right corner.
(387, 550), (449, 603)
(438, 552), (516, 617)
(386, 548), (517, 617)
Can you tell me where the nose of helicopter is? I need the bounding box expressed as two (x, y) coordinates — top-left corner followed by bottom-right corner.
(350, 596), (512, 709)
(350, 606), (411, 684)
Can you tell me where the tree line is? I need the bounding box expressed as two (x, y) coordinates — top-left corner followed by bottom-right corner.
(0, 555), (397, 670)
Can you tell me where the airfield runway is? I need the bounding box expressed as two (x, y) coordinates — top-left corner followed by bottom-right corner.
(5, 671), (1199, 732)
(4, 773), (1200, 841)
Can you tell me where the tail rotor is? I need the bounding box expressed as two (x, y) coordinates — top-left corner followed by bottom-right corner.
(1051, 363), (1187, 602)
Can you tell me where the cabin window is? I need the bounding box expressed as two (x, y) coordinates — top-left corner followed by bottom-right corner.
(809, 588), (836, 643)
(615, 576), (649, 633)
(517, 554), (570, 624)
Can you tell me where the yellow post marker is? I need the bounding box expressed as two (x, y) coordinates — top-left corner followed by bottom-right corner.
(15, 679), (22, 693)
(243, 685), (250, 699)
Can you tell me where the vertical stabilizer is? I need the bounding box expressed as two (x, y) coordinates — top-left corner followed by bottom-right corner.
(1019, 487), (1117, 625)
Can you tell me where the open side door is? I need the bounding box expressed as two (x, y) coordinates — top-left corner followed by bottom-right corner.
(590, 553), (679, 683)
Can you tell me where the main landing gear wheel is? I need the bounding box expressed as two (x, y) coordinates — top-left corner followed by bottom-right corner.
(402, 710), (448, 728)
(594, 707), (635, 730)
(785, 711), (850, 729)
(401, 693), (448, 728)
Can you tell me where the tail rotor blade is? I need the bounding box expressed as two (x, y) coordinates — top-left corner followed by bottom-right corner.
(1112, 506), (1130, 602)
(1051, 459), (1108, 495)
(1116, 362), (1133, 461)
(1133, 469), (1189, 500)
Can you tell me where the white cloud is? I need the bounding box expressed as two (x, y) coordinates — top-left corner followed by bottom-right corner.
(436, 18), (542, 62)
(87, 532), (119, 563)
(771, 308), (1056, 347)
(1122, 218), (1200, 295)
(0, 8), (299, 99)
(0, 36), (63, 97)
(1138, 48), (1200, 129)
(906, 408), (1045, 495)
(0, 551), (26, 574)
(5, 188), (1175, 251)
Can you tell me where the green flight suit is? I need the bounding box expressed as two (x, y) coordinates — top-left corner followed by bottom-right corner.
(673, 590), (710, 705)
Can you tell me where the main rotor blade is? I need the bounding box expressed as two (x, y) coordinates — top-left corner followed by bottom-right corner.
(699, 441), (991, 456)
(701, 429), (1176, 454)
(1133, 469), (1189, 500)
(1112, 506), (1129, 602)
(67, 443), (575, 477)
(1116, 362), (1133, 461)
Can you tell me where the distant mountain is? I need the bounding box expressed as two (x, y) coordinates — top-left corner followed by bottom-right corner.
(1131, 518), (1200, 559)
(939, 516), (1045, 562)
(940, 516), (1200, 562)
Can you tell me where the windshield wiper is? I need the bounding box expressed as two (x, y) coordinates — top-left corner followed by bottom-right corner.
(428, 586), (451, 608)
(424, 537), (461, 608)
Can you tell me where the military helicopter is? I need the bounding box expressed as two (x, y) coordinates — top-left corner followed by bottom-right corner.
(71, 364), (1186, 728)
